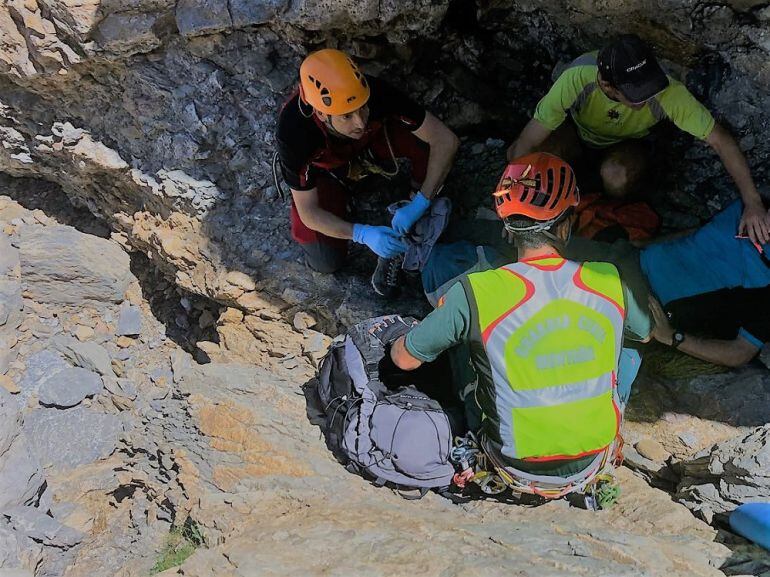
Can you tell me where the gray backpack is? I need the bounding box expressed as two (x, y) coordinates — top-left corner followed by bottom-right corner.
(316, 316), (458, 497)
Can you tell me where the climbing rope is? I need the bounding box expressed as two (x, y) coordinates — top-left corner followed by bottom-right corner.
(583, 474), (622, 510)
(371, 122), (400, 178)
(349, 122), (400, 180)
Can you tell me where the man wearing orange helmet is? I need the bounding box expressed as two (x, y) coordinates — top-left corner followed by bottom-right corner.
(276, 48), (459, 293)
(389, 153), (650, 500)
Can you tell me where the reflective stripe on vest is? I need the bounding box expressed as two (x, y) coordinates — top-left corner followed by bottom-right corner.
(465, 256), (625, 462)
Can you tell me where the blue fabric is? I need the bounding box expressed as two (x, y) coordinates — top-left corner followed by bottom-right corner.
(640, 200), (770, 305)
(421, 241), (508, 295)
(387, 197), (452, 272)
(616, 348), (641, 410)
(730, 503), (770, 551)
(738, 327), (764, 349)
(391, 192), (431, 236)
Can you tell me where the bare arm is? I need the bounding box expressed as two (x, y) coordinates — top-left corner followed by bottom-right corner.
(291, 187), (353, 239)
(390, 334), (423, 371)
(649, 296), (759, 367)
(675, 334), (758, 368)
(706, 123), (770, 244)
(507, 118), (553, 161)
(412, 112), (460, 199)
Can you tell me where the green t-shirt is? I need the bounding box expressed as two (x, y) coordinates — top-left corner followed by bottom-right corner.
(405, 254), (650, 477)
(533, 52), (716, 147)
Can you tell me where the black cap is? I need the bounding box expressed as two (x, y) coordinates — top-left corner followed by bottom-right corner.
(597, 34), (669, 104)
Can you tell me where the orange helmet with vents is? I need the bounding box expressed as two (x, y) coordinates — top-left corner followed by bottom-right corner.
(299, 49), (370, 115)
(493, 153), (579, 230)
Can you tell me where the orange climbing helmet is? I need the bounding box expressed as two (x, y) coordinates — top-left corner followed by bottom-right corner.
(493, 152), (579, 231)
(299, 49), (370, 115)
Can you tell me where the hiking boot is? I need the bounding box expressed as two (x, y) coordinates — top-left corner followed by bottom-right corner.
(371, 255), (403, 299)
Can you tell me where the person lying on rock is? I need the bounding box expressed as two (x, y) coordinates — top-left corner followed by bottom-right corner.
(507, 33), (770, 246)
(276, 48), (459, 297)
(562, 197), (770, 368)
(389, 153), (649, 500)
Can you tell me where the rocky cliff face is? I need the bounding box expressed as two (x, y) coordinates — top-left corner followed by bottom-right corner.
(2, 1), (770, 576)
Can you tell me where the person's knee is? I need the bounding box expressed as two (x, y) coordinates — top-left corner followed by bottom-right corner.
(308, 259), (344, 274)
(307, 253), (346, 274)
(600, 158), (630, 198)
(303, 244), (347, 274)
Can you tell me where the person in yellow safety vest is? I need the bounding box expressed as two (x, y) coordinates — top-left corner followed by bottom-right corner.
(390, 152), (651, 498)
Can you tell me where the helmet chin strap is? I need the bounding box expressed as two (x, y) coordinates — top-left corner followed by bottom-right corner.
(510, 218), (572, 253)
(299, 85), (347, 137)
(545, 213), (573, 246)
(541, 228), (566, 251)
(297, 85), (314, 118)
(324, 118), (345, 138)
(320, 115), (353, 140)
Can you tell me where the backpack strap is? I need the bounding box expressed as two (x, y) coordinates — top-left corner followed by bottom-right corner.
(343, 337), (371, 389)
(349, 322), (385, 382)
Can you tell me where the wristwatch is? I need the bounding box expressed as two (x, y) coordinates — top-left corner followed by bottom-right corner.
(671, 331), (686, 349)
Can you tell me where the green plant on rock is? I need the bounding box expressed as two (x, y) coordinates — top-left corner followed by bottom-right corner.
(151, 518), (205, 574)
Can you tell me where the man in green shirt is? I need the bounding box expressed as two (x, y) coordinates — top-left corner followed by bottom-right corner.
(389, 153), (649, 488)
(508, 34), (770, 246)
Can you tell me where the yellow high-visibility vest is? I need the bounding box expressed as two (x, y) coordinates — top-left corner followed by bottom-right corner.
(462, 255), (625, 461)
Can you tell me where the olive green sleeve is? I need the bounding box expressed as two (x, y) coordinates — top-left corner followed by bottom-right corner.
(533, 67), (590, 131)
(658, 81), (716, 140)
(404, 283), (471, 363)
(621, 279), (652, 342)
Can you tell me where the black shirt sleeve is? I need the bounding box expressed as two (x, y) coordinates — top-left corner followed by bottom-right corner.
(276, 95), (322, 191)
(366, 76), (427, 130)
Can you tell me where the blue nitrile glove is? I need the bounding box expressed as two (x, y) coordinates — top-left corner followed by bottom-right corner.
(352, 224), (406, 259)
(391, 192), (431, 236)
